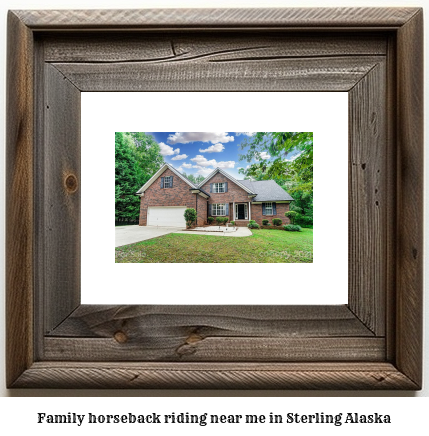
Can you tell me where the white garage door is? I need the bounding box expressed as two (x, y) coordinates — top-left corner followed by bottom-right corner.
(147, 207), (187, 227)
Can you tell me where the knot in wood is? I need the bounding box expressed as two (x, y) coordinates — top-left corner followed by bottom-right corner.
(114, 331), (128, 343)
(65, 174), (78, 193)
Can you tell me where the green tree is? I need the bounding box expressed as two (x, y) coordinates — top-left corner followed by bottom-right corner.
(127, 132), (164, 185)
(115, 132), (141, 221)
(239, 132), (313, 194)
(290, 188), (313, 224)
(182, 171), (205, 185)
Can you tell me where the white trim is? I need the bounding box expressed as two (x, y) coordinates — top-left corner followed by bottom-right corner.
(213, 182), (226, 193)
(235, 203), (248, 220)
(197, 168), (255, 195)
(211, 203), (227, 216)
(136, 163), (195, 194)
(265, 202), (273, 215)
(191, 189), (209, 199)
(248, 201), (251, 220)
(251, 201), (291, 204)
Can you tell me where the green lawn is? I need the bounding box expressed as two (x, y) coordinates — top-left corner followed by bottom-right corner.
(115, 228), (313, 263)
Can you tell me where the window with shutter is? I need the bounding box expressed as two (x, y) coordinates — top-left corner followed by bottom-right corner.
(213, 183), (225, 193)
(265, 202), (273, 215)
(164, 176), (171, 188)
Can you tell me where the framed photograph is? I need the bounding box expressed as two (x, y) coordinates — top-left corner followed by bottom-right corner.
(6, 7), (423, 389)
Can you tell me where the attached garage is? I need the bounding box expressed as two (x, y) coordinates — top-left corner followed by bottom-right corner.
(147, 206), (187, 227)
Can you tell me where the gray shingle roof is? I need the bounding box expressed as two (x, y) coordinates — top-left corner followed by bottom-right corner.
(238, 179), (294, 202)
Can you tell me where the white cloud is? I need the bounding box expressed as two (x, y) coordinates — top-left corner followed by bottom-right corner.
(286, 150), (303, 162)
(217, 161), (235, 169)
(190, 155), (235, 170)
(199, 143), (225, 153)
(195, 167), (213, 177)
(174, 148), (180, 154)
(235, 132), (256, 136)
(259, 152), (271, 160)
(182, 163), (193, 169)
(159, 142), (175, 156)
(171, 154), (188, 161)
(190, 155), (217, 167)
(167, 132), (234, 145)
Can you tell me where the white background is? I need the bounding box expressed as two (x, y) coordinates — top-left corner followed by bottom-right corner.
(0, 0), (428, 423)
(82, 92), (348, 305)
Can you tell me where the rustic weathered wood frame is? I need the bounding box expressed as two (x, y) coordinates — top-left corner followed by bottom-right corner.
(6, 8), (423, 389)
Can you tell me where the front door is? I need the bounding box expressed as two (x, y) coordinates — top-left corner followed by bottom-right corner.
(237, 204), (245, 220)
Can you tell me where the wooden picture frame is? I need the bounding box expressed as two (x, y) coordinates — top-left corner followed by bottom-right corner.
(6, 7), (423, 389)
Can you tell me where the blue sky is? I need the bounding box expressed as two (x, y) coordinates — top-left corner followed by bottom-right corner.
(146, 132), (269, 180)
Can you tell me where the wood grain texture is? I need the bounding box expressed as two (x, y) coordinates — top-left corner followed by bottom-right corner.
(14, 8), (420, 29)
(385, 34), (397, 363)
(44, 337), (385, 362)
(44, 305), (380, 362)
(43, 64), (81, 332)
(11, 362), (419, 390)
(52, 56), (383, 92)
(42, 33), (387, 63)
(6, 11), (35, 388)
(395, 10), (423, 388)
(348, 61), (386, 336)
(47, 305), (375, 338)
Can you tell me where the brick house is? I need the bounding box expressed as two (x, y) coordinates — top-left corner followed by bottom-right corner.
(137, 163), (293, 227)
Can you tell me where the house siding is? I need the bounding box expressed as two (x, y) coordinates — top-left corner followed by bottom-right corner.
(202, 173), (250, 224)
(196, 193), (207, 226)
(251, 203), (291, 226)
(139, 168), (206, 226)
(201, 173), (291, 226)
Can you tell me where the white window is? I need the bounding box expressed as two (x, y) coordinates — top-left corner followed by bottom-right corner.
(265, 202), (273, 215)
(212, 203), (226, 216)
(213, 183), (225, 193)
(163, 176), (171, 188)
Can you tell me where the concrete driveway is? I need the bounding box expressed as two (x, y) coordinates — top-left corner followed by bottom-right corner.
(115, 225), (183, 247)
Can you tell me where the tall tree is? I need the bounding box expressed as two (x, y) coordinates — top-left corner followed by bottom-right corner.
(128, 132), (164, 185)
(115, 132), (141, 220)
(239, 132), (313, 194)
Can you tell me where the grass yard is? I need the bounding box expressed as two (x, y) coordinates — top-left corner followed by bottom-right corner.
(115, 228), (313, 263)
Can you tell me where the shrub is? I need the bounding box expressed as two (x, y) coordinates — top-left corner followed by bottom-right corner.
(285, 211), (299, 225)
(184, 208), (198, 228)
(247, 219), (260, 229)
(262, 219), (269, 226)
(283, 224), (302, 232)
(216, 217), (228, 225)
(272, 218), (283, 226)
(207, 217), (214, 224)
(230, 221), (236, 226)
(295, 214), (313, 226)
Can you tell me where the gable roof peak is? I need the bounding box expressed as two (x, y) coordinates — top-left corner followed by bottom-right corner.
(197, 167), (256, 195)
